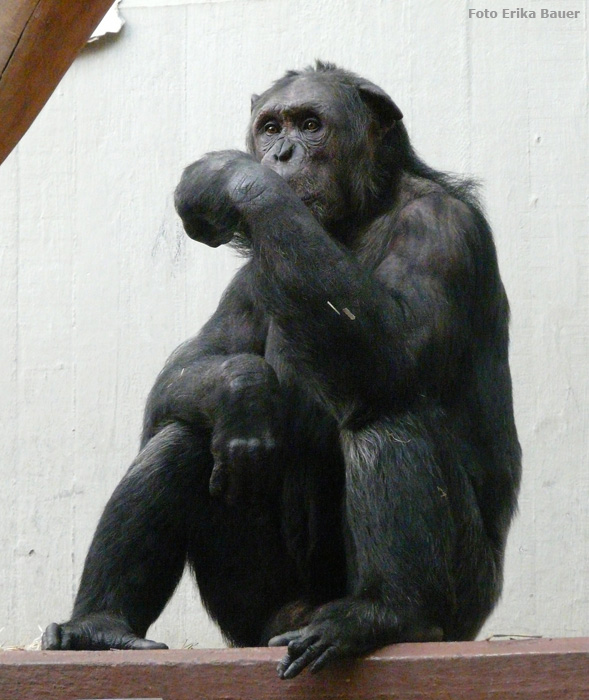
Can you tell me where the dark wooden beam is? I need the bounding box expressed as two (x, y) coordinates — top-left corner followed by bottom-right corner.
(1, 638), (588, 699)
(0, 0), (115, 165)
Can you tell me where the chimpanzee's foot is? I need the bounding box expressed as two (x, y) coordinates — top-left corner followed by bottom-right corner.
(41, 613), (168, 651)
(269, 598), (443, 679)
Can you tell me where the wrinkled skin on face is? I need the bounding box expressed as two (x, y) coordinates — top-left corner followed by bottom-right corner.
(250, 78), (349, 224)
(247, 73), (402, 231)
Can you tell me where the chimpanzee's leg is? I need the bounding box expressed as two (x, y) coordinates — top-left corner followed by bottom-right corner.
(43, 423), (199, 649)
(42, 421), (304, 650)
(186, 398), (347, 647)
(272, 409), (499, 678)
(184, 453), (304, 647)
(340, 411), (499, 639)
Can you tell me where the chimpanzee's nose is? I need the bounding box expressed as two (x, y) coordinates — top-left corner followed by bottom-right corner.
(275, 140), (295, 162)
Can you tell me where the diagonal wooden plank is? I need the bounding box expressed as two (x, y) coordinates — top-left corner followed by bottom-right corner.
(0, 0), (115, 165)
(0, 0), (39, 72)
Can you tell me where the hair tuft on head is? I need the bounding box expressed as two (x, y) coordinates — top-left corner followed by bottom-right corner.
(313, 60), (339, 73)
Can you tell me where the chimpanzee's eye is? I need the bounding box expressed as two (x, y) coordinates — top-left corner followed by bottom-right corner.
(264, 121), (280, 135)
(302, 117), (321, 132)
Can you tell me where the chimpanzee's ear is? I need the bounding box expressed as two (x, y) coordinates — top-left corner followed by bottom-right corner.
(250, 94), (260, 112)
(357, 81), (403, 129)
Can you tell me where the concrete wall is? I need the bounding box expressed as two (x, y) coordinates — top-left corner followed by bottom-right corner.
(0, 0), (587, 647)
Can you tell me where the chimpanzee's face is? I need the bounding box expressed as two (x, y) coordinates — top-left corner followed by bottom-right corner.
(249, 76), (356, 225)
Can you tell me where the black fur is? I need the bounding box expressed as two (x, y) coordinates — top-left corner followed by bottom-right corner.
(43, 63), (521, 679)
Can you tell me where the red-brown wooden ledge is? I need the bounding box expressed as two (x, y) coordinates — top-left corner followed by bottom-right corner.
(1, 637), (588, 699)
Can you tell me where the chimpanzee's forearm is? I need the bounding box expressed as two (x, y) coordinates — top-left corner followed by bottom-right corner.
(140, 264), (276, 445)
(240, 197), (415, 415)
(141, 351), (280, 446)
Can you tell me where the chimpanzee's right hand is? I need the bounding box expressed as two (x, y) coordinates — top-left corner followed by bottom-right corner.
(41, 614), (168, 651)
(175, 151), (272, 247)
(174, 150), (296, 247)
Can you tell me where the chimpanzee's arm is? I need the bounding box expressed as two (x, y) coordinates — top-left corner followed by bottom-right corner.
(249, 195), (474, 415)
(176, 152), (476, 421)
(141, 262), (282, 502)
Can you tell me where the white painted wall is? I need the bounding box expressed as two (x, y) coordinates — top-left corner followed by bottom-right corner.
(0, 0), (587, 648)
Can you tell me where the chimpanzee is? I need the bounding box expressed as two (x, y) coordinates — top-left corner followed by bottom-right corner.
(42, 62), (521, 679)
